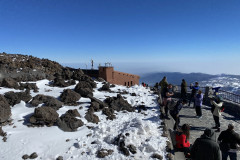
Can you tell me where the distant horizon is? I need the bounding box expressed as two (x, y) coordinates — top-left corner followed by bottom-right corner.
(1, 0), (239, 75)
(1, 51), (239, 76)
(62, 62), (240, 76)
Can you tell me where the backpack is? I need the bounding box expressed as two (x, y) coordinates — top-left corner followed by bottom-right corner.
(220, 105), (225, 112)
(168, 99), (179, 111)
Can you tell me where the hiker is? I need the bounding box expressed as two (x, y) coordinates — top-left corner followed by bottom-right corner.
(162, 84), (174, 119)
(188, 82), (199, 107)
(194, 90), (203, 118)
(175, 124), (191, 158)
(170, 99), (188, 130)
(159, 76), (168, 100)
(181, 79), (187, 99)
(191, 128), (221, 160)
(218, 124), (240, 160)
(211, 96), (224, 132)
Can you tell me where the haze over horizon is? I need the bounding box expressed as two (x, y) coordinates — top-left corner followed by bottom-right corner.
(1, 0), (240, 75)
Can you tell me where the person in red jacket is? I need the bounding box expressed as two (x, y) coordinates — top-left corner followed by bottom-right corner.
(176, 124), (191, 157)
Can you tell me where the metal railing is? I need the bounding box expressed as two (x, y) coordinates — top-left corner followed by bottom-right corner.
(174, 85), (206, 94)
(173, 85), (240, 104)
(218, 90), (240, 104)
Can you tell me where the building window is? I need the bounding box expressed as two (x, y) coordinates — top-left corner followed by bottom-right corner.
(128, 82), (129, 86)
(131, 81), (133, 86)
(125, 82), (127, 86)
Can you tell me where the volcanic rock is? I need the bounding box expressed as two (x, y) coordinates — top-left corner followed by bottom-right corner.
(104, 94), (134, 112)
(0, 95), (11, 123)
(90, 102), (100, 112)
(60, 89), (81, 105)
(151, 153), (163, 160)
(30, 94), (63, 110)
(127, 144), (137, 154)
(29, 107), (59, 126)
(29, 152), (38, 159)
(4, 91), (32, 106)
(56, 156), (63, 160)
(57, 110), (84, 132)
(98, 83), (111, 92)
(88, 96), (109, 109)
(96, 149), (114, 158)
(102, 108), (116, 120)
(1, 77), (19, 89)
(19, 83), (39, 92)
(74, 81), (94, 97)
(84, 108), (100, 124)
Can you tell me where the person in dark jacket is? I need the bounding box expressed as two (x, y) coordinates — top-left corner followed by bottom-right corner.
(191, 128), (221, 160)
(188, 82), (199, 107)
(218, 124), (240, 160)
(181, 79), (187, 99)
(170, 99), (188, 130)
(194, 90), (203, 118)
(159, 76), (168, 97)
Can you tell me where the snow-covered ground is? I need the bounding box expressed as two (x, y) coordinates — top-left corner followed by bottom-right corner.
(201, 76), (240, 94)
(0, 80), (167, 160)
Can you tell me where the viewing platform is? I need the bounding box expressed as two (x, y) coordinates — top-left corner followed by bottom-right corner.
(158, 86), (240, 160)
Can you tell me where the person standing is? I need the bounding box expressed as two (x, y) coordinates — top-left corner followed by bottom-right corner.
(188, 82), (199, 107)
(162, 84), (174, 119)
(211, 96), (223, 132)
(159, 76), (168, 98)
(181, 79), (187, 99)
(195, 90), (203, 118)
(191, 128), (221, 160)
(170, 99), (188, 130)
(218, 124), (240, 160)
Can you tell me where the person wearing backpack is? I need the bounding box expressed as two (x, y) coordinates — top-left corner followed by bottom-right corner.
(195, 90), (203, 118)
(170, 99), (188, 130)
(218, 124), (240, 160)
(211, 96), (224, 132)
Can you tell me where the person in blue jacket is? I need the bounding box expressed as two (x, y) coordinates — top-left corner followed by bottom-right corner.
(195, 90), (203, 118)
(188, 82), (199, 107)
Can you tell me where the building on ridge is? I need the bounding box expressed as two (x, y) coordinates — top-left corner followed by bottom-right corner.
(82, 63), (140, 86)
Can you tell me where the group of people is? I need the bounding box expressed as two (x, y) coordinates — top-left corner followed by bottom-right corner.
(141, 82), (148, 88)
(175, 123), (240, 160)
(159, 76), (224, 132)
(157, 76), (240, 160)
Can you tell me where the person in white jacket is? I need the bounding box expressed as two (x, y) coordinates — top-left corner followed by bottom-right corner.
(210, 96), (224, 132)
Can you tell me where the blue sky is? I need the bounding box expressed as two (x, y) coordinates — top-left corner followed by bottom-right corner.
(0, 0), (240, 75)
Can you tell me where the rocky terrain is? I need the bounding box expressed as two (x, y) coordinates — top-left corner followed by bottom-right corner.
(0, 53), (167, 160)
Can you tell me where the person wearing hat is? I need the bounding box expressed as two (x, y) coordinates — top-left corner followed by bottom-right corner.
(191, 128), (221, 160)
(210, 96), (224, 132)
(218, 124), (240, 160)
